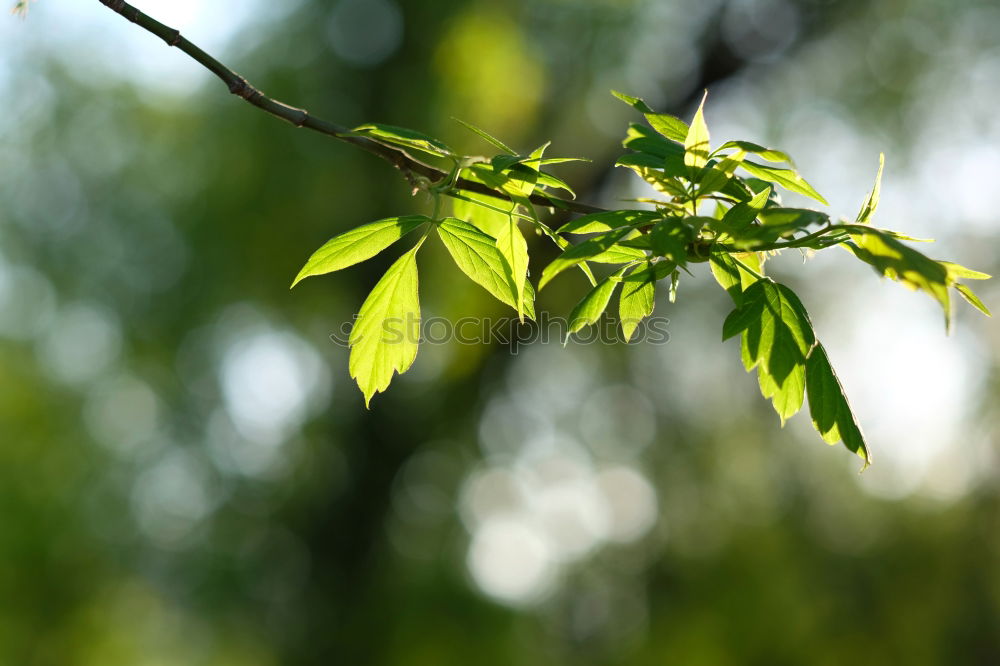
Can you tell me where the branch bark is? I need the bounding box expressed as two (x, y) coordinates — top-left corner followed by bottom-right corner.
(95, 0), (605, 215)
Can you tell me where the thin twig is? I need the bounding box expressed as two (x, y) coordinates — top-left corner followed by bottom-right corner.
(95, 0), (604, 215)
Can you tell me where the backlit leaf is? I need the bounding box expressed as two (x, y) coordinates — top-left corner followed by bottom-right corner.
(567, 272), (623, 336)
(436, 217), (534, 318)
(722, 279), (816, 424)
(717, 140), (791, 163)
(855, 153), (884, 224)
(349, 244), (423, 407)
(684, 91), (711, 171)
(557, 210), (661, 234)
(646, 113), (689, 143)
(619, 262), (669, 342)
(292, 215), (429, 287)
(741, 160), (827, 205)
(806, 343), (871, 467)
(453, 117), (516, 154)
(540, 227), (633, 289)
(354, 123), (453, 158)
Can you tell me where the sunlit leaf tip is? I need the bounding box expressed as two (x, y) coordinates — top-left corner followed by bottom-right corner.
(453, 117), (517, 155)
(611, 89), (654, 114)
(684, 91), (711, 171)
(856, 152), (885, 224)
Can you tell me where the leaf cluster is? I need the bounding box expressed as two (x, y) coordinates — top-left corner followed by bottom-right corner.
(291, 92), (992, 468)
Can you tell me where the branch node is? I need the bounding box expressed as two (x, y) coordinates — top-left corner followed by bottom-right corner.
(294, 111), (309, 128)
(228, 77), (253, 100)
(166, 29), (182, 47)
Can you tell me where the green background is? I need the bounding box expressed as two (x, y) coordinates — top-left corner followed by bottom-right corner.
(1, 0), (998, 663)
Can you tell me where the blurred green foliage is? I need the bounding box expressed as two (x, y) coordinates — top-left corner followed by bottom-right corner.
(1, 0), (999, 664)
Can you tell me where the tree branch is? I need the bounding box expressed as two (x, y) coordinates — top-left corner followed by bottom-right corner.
(95, 0), (605, 215)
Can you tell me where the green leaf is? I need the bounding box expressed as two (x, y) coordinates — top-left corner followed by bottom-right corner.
(619, 262), (669, 342)
(649, 217), (692, 264)
(453, 118), (516, 154)
(292, 216), (429, 287)
(806, 343), (871, 467)
(436, 217), (534, 318)
(623, 124), (687, 170)
(684, 91), (711, 172)
(723, 280), (815, 424)
(567, 272), (623, 336)
(955, 283), (991, 317)
(557, 210), (661, 234)
(741, 160), (827, 205)
(501, 163), (541, 199)
(491, 154), (522, 172)
(623, 164), (689, 198)
(536, 170), (576, 198)
(495, 214), (530, 320)
(534, 157), (591, 166)
(939, 261), (991, 281)
(698, 150), (746, 195)
(590, 239), (648, 264)
(856, 153), (884, 224)
(646, 113), (689, 143)
(611, 89), (654, 114)
(717, 140), (791, 163)
(615, 153), (667, 170)
(714, 186), (771, 235)
(730, 207), (830, 248)
(349, 244), (423, 407)
(709, 247), (763, 304)
(540, 228), (633, 289)
(354, 123), (453, 158)
(844, 227), (951, 328)
(451, 191), (510, 238)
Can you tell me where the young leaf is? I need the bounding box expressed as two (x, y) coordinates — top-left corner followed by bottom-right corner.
(716, 140), (791, 164)
(698, 150), (746, 195)
(349, 244), (423, 407)
(567, 272), (623, 336)
(495, 215), (530, 320)
(939, 261), (991, 281)
(649, 217), (692, 264)
(646, 113), (689, 143)
(684, 91), (711, 172)
(723, 279), (816, 424)
(623, 164), (689, 198)
(536, 170), (576, 198)
(435, 217), (534, 318)
(540, 227), (633, 289)
(557, 210), (661, 235)
(623, 124), (688, 170)
(714, 186), (771, 236)
(855, 153), (885, 224)
(709, 247), (763, 304)
(589, 241), (648, 264)
(741, 160), (827, 205)
(611, 90), (655, 114)
(353, 123), (453, 158)
(619, 262), (669, 342)
(954, 283), (991, 317)
(452, 190), (510, 238)
(844, 227), (951, 327)
(806, 343), (871, 467)
(292, 215), (429, 287)
(453, 118), (517, 155)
